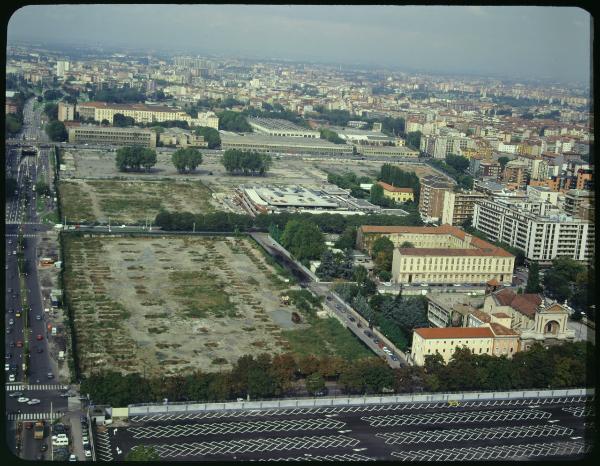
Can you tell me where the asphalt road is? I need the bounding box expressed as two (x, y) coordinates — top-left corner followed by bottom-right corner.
(5, 98), (72, 461)
(93, 395), (592, 462)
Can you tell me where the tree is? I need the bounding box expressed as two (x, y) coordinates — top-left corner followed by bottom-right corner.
(334, 226), (357, 250)
(43, 102), (58, 121)
(280, 220), (326, 263)
(406, 131), (422, 150)
(35, 181), (51, 196)
(378, 270), (392, 282)
(221, 149), (272, 176)
(399, 241), (415, 248)
(320, 128), (345, 144)
(305, 373), (326, 395)
(115, 146), (157, 172)
(113, 113), (135, 127)
(194, 126), (221, 149)
(5, 114), (23, 135)
(525, 262), (542, 293)
(5, 178), (18, 199)
(369, 183), (385, 205)
(498, 156), (510, 170)
(101, 119), (110, 126)
(371, 236), (394, 274)
(45, 120), (68, 141)
(125, 445), (160, 461)
(172, 147), (203, 173)
(217, 110), (252, 132)
(543, 257), (586, 303)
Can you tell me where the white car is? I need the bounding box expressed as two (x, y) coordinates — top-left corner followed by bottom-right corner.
(82, 436), (89, 445)
(84, 450), (92, 458)
(17, 397), (30, 403)
(27, 398), (41, 405)
(4, 363), (9, 372)
(9, 374), (16, 382)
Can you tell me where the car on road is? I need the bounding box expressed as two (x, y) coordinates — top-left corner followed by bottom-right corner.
(16, 340), (23, 348)
(6, 328), (13, 334)
(36, 315), (42, 321)
(25, 422), (34, 430)
(69, 455), (77, 462)
(5, 353), (13, 360)
(4, 363), (9, 371)
(17, 397), (30, 403)
(36, 334), (43, 341)
(348, 316), (356, 322)
(40, 444), (48, 452)
(82, 436), (89, 445)
(36, 348), (44, 353)
(84, 450), (92, 458)
(59, 392), (70, 398)
(47, 372), (54, 379)
(8, 391), (23, 398)
(9, 342), (15, 348)
(363, 330), (373, 338)
(8, 319), (14, 325)
(27, 399), (41, 405)
(372, 338), (380, 345)
(391, 355), (399, 361)
(9, 374), (16, 382)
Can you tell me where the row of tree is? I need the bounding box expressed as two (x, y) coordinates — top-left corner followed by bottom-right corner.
(428, 156), (474, 190)
(79, 341), (594, 407)
(378, 163), (421, 204)
(155, 208), (423, 235)
(217, 110), (253, 132)
(319, 128), (346, 144)
(221, 149), (272, 176)
(326, 171), (371, 199)
(115, 146), (157, 172)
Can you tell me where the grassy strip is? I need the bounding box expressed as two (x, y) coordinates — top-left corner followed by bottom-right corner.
(282, 316), (372, 361)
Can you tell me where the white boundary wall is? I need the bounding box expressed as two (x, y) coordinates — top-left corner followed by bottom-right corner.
(127, 388), (593, 416)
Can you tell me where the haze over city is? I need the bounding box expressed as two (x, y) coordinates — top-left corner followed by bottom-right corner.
(8, 5), (592, 83)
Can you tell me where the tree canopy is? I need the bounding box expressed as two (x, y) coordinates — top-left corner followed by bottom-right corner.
(194, 126), (221, 149)
(280, 219), (326, 263)
(543, 257), (587, 304)
(221, 149), (272, 176)
(45, 120), (68, 141)
(115, 145), (157, 172)
(172, 147), (203, 173)
(217, 110), (253, 132)
(113, 113), (136, 127)
(320, 128), (346, 144)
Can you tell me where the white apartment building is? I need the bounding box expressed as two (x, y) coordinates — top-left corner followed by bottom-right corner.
(472, 198), (595, 263)
(56, 60), (69, 77)
(420, 133), (476, 159)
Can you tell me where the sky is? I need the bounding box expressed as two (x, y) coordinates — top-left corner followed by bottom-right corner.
(7, 5), (592, 83)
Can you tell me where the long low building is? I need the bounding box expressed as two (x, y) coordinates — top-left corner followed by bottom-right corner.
(221, 133), (353, 156)
(356, 145), (419, 157)
(357, 224), (515, 286)
(248, 117), (319, 138)
(67, 125), (157, 148)
(76, 101), (219, 129)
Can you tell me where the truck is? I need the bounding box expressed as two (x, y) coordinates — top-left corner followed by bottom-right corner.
(34, 420), (45, 440)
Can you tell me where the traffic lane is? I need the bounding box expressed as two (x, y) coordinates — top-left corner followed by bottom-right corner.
(6, 393), (68, 414)
(103, 400), (590, 461)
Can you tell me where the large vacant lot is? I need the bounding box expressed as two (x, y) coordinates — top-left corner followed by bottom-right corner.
(58, 179), (215, 224)
(64, 235), (370, 377)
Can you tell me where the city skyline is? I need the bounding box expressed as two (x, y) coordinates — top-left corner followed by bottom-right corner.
(8, 4), (592, 84)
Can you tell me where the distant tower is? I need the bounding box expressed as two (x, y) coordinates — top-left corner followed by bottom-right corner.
(56, 60), (70, 78)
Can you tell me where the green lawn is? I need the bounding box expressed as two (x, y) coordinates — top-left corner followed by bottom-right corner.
(169, 271), (237, 319)
(282, 316), (373, 361)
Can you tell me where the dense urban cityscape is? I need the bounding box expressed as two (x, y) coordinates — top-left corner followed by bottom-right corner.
(4, 5), (594, 463)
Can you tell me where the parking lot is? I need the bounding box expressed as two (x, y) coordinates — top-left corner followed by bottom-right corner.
(92, 395), (593, 461)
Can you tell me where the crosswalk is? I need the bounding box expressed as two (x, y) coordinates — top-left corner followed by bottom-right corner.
(7, 411), (64, 421)
(4, 221), (45, 226)
(6, 384), (69, 392)
(5, 234), (40, 238)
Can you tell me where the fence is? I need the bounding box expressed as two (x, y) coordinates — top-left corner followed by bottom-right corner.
(126, 388), (593, 416)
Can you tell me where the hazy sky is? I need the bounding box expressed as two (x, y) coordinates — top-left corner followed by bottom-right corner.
(8, 5), (592, 83)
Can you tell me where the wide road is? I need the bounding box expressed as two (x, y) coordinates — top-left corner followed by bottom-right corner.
(5, 97), (72, 461)
(92, 394), (593, 462)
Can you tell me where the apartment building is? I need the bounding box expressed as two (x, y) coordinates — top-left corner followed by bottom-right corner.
(420, 133), (476, 159)
(472, 198), (595, 263)
(441, 190), (488, 226)
(502, 160), (528, 189)
(76, 101), (219, 129)
(563, 189), (594, 220)
(356, 224), (515, 286)
(410, 324), (519, 366)
(67, 125), (157, 148)
(418, 175), (454, 222)
(58, 101), (75, 122)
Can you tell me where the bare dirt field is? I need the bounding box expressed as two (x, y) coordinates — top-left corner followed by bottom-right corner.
(58, 179), (215, 224)
(64, 234), (370, 378)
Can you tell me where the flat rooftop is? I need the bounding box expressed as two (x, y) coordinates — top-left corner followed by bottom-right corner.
(222, 133), (350, 149)
(248, 117), (318, 133)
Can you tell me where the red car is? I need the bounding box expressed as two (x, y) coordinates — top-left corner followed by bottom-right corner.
(36, 334), (43, 341)
(16, 340), (23, 348)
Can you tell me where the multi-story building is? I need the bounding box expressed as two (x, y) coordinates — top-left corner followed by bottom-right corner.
(502, 159), (528, 189)
(563, 189), (594, 220)
(158, 127), (208, 148)
(357, 145), (419, 157)
(441, 190), (488, 226)
(410, 324), (520, 366)
(472, 198), (595, 263)
(56, 60), (69, 77)
(248, 117), (319, 138)
(427, 292), (485, 328)
(67, 125), (157, 148)
(418, 175), (454, 222)
(376, 181), (414, 203)
(58, 101), (75, 122)
(357, 225), (515, 286)
(575, 168), (593, 190)
(5, 99), (18, 114)
(75, 102), (219, 129)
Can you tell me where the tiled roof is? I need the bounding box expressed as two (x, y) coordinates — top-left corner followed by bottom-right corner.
(78, 101), (182, 113)
(377, 181), (414, 193)
(493, 289), (541, 318)
(471, 310), (491, 323)
(489, 322), (519, 336)
(414, 327), (494, 340)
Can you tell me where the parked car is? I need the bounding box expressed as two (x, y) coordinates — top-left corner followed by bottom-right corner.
(69, 455), (77, 462)
(348, 316), (356, 322)
(84, 450), (92, 458)
(363, 330), (373, 338)
(25, 422), (34, 430)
